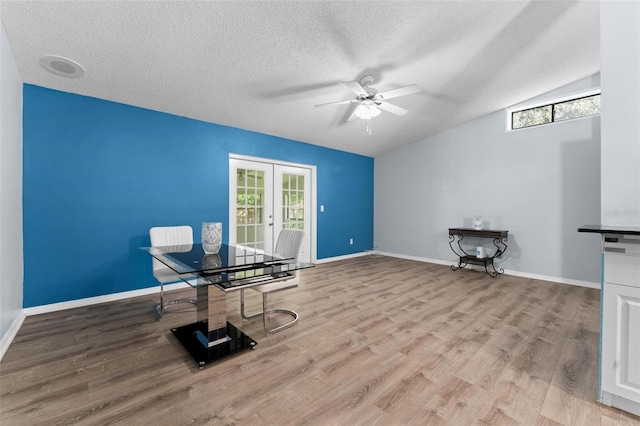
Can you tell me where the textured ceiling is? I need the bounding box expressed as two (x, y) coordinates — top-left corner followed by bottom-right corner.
(0, 1), (600, 157)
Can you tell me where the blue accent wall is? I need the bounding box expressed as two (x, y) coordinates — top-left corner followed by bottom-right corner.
(23, 85), (373, 307)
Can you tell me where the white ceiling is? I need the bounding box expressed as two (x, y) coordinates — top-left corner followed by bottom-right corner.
(0, 1), (600, 157)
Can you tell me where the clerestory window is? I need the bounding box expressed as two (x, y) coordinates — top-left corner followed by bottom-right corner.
(507, 89), (601, 131)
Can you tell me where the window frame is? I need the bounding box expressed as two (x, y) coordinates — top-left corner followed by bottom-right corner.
(505, 88), (601, 132)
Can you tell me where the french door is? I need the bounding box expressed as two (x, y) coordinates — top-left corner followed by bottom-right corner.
(229, 156), (314, 263)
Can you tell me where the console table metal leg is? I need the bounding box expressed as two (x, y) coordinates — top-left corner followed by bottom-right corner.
(485, 260), (497, 278)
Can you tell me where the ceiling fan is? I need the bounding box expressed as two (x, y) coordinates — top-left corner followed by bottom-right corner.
(314, 75), (422, 126)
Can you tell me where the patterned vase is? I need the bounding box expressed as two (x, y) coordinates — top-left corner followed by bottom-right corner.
(202, 222), (222, 254)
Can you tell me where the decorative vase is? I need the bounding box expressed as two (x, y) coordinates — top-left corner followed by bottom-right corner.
(202, 222), (222, 254)
(473, 215), (483, 230)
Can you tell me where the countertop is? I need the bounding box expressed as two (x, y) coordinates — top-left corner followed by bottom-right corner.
(578, 224), (640, 236)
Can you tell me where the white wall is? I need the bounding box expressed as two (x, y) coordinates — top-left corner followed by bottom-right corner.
(600, 1), (640, 226)
(375, 75), (602, 284)
(0, 19), (24, 357)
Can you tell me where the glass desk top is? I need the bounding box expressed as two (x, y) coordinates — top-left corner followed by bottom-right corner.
(140, 243), (314, 291)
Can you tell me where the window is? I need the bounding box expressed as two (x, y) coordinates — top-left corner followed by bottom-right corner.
(508, 89), (600, 130)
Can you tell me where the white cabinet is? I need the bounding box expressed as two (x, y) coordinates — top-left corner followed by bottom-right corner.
(601, 234), (640, 416)
(602, 277), (640, 404)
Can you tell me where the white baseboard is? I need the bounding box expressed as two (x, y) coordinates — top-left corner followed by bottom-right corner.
(23, 249), (594, 317)
(601, 391), (640, 417)
(374, 250), (451, 267)
(373, 250), (600, 289)
(0, 310), (26, 362)
(3, 251), (597, 362)
(1, 282), (190, 363)
(22, 282), (190, 316)
(502, 268), (599, 289)
(315, 251), (371, 264)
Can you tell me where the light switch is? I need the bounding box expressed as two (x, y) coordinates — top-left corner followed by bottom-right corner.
(320, 205), (325, 212)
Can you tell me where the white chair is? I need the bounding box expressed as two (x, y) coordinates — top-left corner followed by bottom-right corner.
(240, 228), (305, 334)
(150, 225), (198, 318)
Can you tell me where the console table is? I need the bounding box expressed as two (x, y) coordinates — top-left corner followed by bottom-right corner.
(448, 228), (508, 277)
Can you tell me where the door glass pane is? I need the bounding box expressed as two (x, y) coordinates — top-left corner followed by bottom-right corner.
(237, 207), (246, 224)
(281, 173), (305, 230)
(236, 168), (265, 249)
(256, 187), (263, 207)
(237, 226), (246, 244)
(257, 225), (264, 242)
(236, 188), (246, 206)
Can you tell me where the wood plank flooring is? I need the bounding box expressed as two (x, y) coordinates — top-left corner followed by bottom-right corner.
(1, 255), (639, 425)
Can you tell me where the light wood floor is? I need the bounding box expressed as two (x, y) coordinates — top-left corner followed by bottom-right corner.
(1, 255), (639, 425)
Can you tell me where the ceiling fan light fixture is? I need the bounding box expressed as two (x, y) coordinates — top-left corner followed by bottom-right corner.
(354, 101), (381, 120)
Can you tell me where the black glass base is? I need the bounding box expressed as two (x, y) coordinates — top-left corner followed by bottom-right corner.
(171, 321), (257, 369)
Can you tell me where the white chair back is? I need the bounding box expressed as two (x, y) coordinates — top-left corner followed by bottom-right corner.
(274, 228), (305, 260)
(149, 226), (193, 274)
(274, 228), (305, 285)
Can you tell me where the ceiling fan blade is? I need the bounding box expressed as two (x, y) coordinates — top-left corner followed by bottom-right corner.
(314, 99), (358, 108)
(342, 80), (369, 97)
(377, 84), (421, 100)
(377, 101), (409, 116)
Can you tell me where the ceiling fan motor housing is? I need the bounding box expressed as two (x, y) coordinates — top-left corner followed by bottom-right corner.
(358, 75), (379, 99)
(359, 75), (375, 87)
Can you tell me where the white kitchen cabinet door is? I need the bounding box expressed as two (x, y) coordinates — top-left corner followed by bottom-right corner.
(602, 280), (640, 403)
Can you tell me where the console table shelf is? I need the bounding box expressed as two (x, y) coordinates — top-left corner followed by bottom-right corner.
(448, 228), (508, 278)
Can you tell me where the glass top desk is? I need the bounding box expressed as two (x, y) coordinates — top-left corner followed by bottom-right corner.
(141, 243), (314, 369)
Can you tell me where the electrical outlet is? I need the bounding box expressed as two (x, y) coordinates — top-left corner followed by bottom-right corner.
(349, 238), (353, 245)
